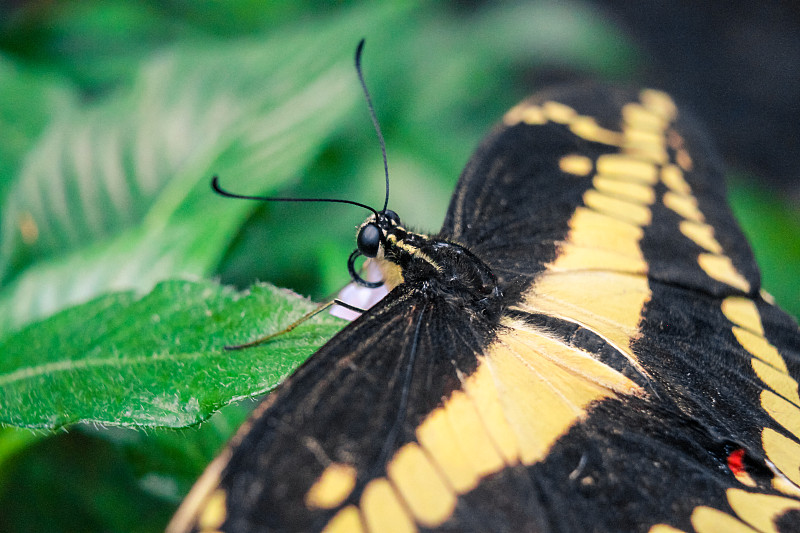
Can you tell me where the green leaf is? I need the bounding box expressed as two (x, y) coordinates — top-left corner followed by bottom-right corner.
(0, 279), (345, 429)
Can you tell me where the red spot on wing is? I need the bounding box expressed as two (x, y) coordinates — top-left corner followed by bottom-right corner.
(727, 448), (756, 487)
(727, 449), (746, 477)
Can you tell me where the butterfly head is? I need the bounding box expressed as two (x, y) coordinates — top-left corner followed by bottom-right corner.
(349, 209), (407, 289)
(356, 209), (401, 258)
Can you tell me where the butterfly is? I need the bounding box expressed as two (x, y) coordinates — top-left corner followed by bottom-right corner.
(167, 62), (800, 532)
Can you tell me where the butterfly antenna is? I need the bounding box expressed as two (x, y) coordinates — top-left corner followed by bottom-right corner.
(211, 41), (390, 220)
(211, 177), (379, 219)
(355, 39), (390, 213)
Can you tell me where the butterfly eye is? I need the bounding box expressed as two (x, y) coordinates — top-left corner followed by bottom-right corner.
(357, 223), (382, 257)
(384, 209), (401, 225)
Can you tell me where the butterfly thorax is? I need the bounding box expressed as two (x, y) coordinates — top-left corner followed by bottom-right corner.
(360, 212), (503, 321)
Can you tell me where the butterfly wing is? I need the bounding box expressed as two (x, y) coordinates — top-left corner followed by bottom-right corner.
(438, 84), (800, 531)
(442, 85), (760, 298)
(169, 283), (511, 533)
(170, 85), (800, 533)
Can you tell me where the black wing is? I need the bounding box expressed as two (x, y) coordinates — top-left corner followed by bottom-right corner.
(169, 283), (508, 532)
(439, 84), (800, 531)
(170, 85), (800, 533)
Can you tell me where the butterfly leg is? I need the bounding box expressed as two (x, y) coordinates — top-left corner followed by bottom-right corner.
(224, 299), (365, 351)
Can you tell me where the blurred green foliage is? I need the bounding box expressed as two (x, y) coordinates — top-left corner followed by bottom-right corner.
(0, 1), (797, 531)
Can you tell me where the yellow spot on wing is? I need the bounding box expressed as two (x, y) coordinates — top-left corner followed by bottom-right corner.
(166, 447), (231, 533)
(499, 321), (643, 396)
(552, 243), (647, 274)
(416, 407), (480, 493)
(387, 443), (457, 527)
(502, 104), (525, 125)
(424, 330), (640, 478)
(663, 191), (704, 222)
(487, 340), (592, 464)
(676, 149), (693, 171)
(596, 155), (658, 184)
(485, 329), (636, 465)
(697, 253), (751, 292)
(565, 207), (645, 261)
(679, 220), (723, 254)
(198, 490), (226, 531)
(322, 505), (365, 533)
(569, 116), (624, 145)
(461, 358), (520, 465)
(625, 144), (668, 165)
(761, 289), (777, 305)
(691, 506), (759, 533)
(762, 390), (800, 433)
(661, 164), (691, 195)
(763, 428), (800, 487)
(518, 270), (651, 374)
(648, 525), (687, 533)
(361, 478), (417, 533)
(623, 127), (667, 163)
(721, 297), (764, 335)
(559, 154), (594, 176)
(503, 103), (547, 125)
(555, 159), (651, 274)
(733, 467), (759, 488)
(583, 189), (653, 226)
(305, 463), (357, 509)
(761, 370), (800, 427)
(521, 106), (547, 124)
(595, 172), (659, 187)
(640, 89), (678, 121)
(624, 127), (665, 149)
(732, 326), (788, 372)
(542, 100), (577, 123)
(726, 488), (800, 533)
(593, 176), (656, 205)
(622, 102), (667, 132)
(444, 390), (506, 476)
(772, 475), (800, 499)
